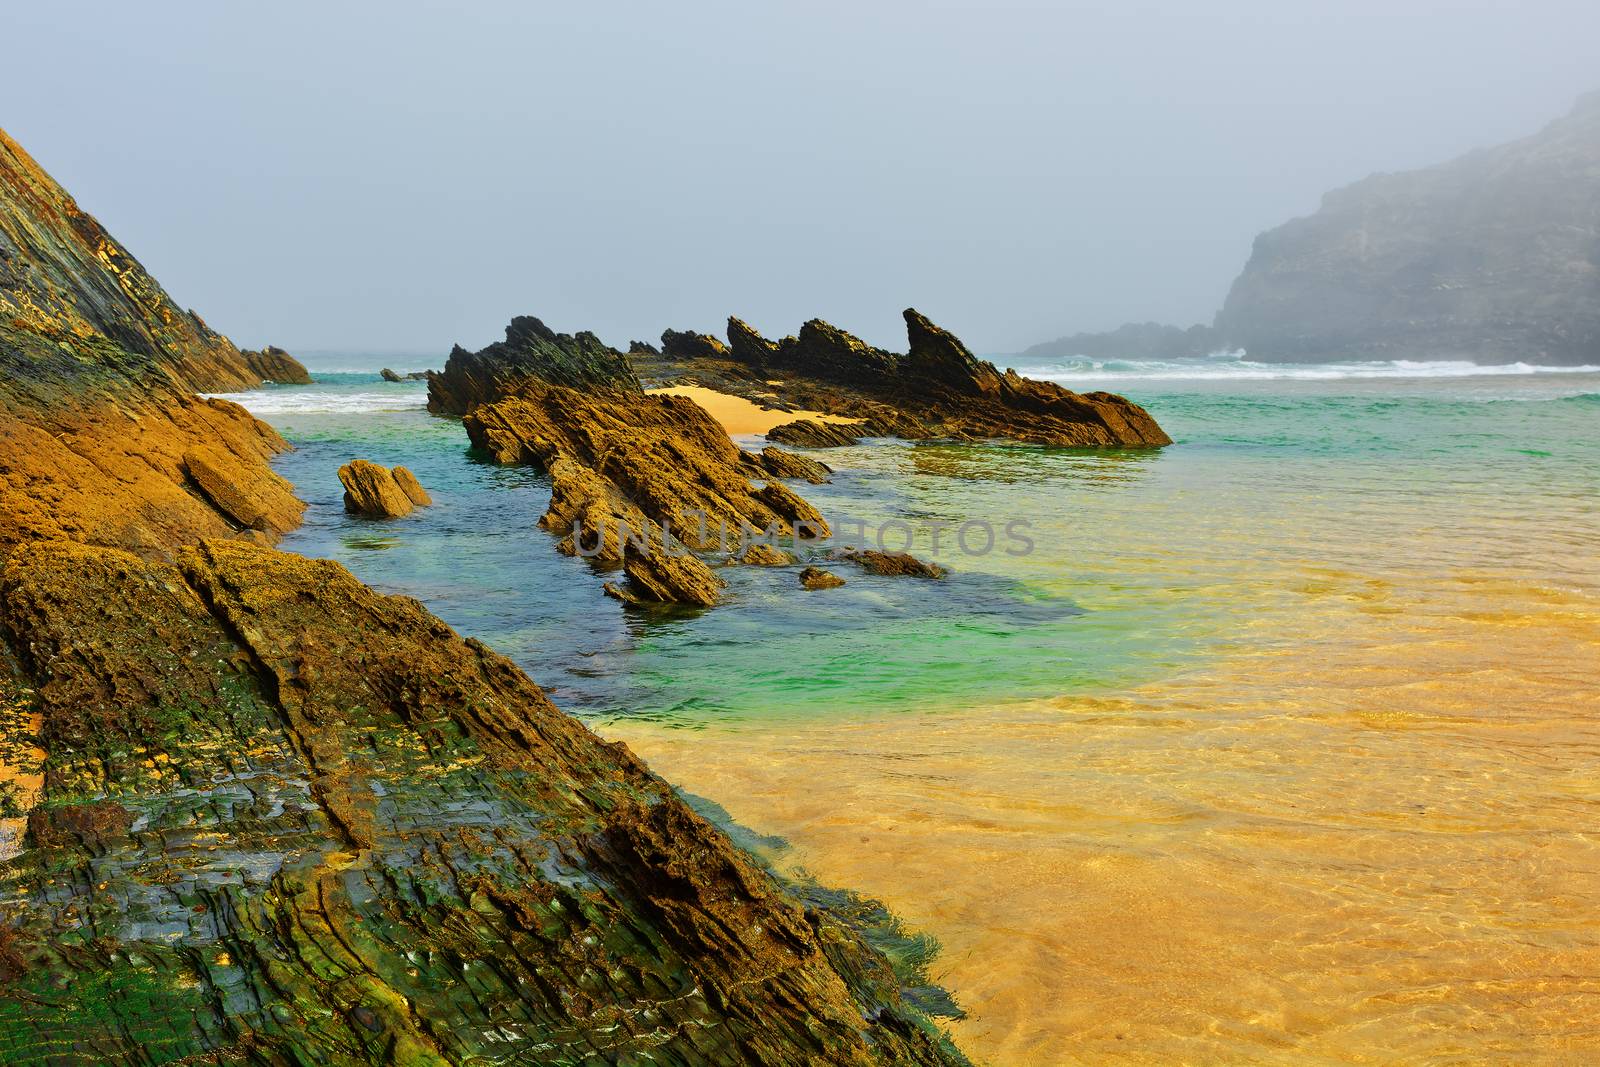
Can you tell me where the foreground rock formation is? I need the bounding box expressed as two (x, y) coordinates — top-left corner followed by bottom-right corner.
(0, 131), (968, 1064)
(338, 459), (431, 518)
(637, 309), (1173, 447)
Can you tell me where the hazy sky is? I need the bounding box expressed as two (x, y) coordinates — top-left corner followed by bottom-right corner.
(6, 1), (1598, 356)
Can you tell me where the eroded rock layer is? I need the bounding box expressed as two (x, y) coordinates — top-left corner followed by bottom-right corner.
(0, 131), (968, 1064)
(465, 381), (830, 606)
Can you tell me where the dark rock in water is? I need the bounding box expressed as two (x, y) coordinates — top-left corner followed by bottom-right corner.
(380, 367), (429, 382)
(799, 565), (847, 590)
(338, 459), (428, 518)
(380, 366), (403, 382)
(1214, 92), (1600, 364)
(660, 327), (731, 362)
(0, 127), (970, 1066)
(759, 446), (832, 483)
(647, 309), (1172, 447)
(769, 418), (863, 448)
(428, 315), (638, 414)
(241, 345), (313, 384)
(838, 549), (948, 579)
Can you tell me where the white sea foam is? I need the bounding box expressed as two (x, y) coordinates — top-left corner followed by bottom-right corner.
(1016, 355), (1600, 383)
(204, 389), (429, 415)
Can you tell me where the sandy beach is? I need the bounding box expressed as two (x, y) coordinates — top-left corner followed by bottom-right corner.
(645, 384), (860, 436)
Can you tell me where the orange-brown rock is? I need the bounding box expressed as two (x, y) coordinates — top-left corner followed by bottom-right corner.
(391, 465), (432, 506)
(0, 128), (309, 394)
(464, 379), (831, 605)
(768, 418), (863, 448)
(739, 543), (798, 566)
(338, 459), (426, 518)
(760, 446), (832, 483)
(799, 565), (847, 590)
(0, 128), (970, 1066)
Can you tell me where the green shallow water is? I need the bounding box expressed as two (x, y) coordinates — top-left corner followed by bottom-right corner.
(227, 366), (1600, 729)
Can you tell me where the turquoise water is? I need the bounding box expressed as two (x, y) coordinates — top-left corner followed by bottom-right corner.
(222, 362), (1600, 728)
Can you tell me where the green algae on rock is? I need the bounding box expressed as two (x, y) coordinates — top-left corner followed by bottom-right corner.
(0, 125), (969, 1065)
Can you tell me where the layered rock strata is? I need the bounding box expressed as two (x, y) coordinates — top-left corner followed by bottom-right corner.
(637, 309), (1172, 447)
(464, 381), (831, 606)
(338, 459), (431, 518)
(0, 130), (969, 1064)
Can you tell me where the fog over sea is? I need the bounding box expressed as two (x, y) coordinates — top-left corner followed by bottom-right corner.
(214, 354), (1600, 1065)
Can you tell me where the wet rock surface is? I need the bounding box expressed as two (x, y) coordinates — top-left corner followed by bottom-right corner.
(0, 134), (969, 1064)
(638, 308), (1172, 447)
(799, 566), (847, 590)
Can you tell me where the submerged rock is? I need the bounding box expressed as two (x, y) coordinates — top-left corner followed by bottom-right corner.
(739, 543), (797, 566)
(799, 565), (847, 590)
(838, 549), (948, 579)
(338, 459), (429, 518)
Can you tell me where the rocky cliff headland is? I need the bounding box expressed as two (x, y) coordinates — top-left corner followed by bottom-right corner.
(0, 129), (968, 1064)
(1027, 91), (1600, 365)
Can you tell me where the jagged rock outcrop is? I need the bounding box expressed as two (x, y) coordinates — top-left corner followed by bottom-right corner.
(1214, 91), (1600, 363)
(379, 367), (427, 382)
(427, 316), (639, 414)
(769, 418), (863, 448)
(338, 460), (430, 518)
(0, 128), (309, 393)
(241, 345), (313, 384)
(463, 378), (831, 605)
(660, 328), (730, 362)
(642, 309), (1172, 447)
(0, 132), (969, 1065)
(0, 540), (967, 1064)
(799, 566), (846, 590)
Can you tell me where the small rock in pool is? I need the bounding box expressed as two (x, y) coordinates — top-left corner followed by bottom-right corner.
(799, 566), (846, 590)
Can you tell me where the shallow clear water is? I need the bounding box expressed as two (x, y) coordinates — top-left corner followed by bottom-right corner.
(220, 360), (1600, 1065)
